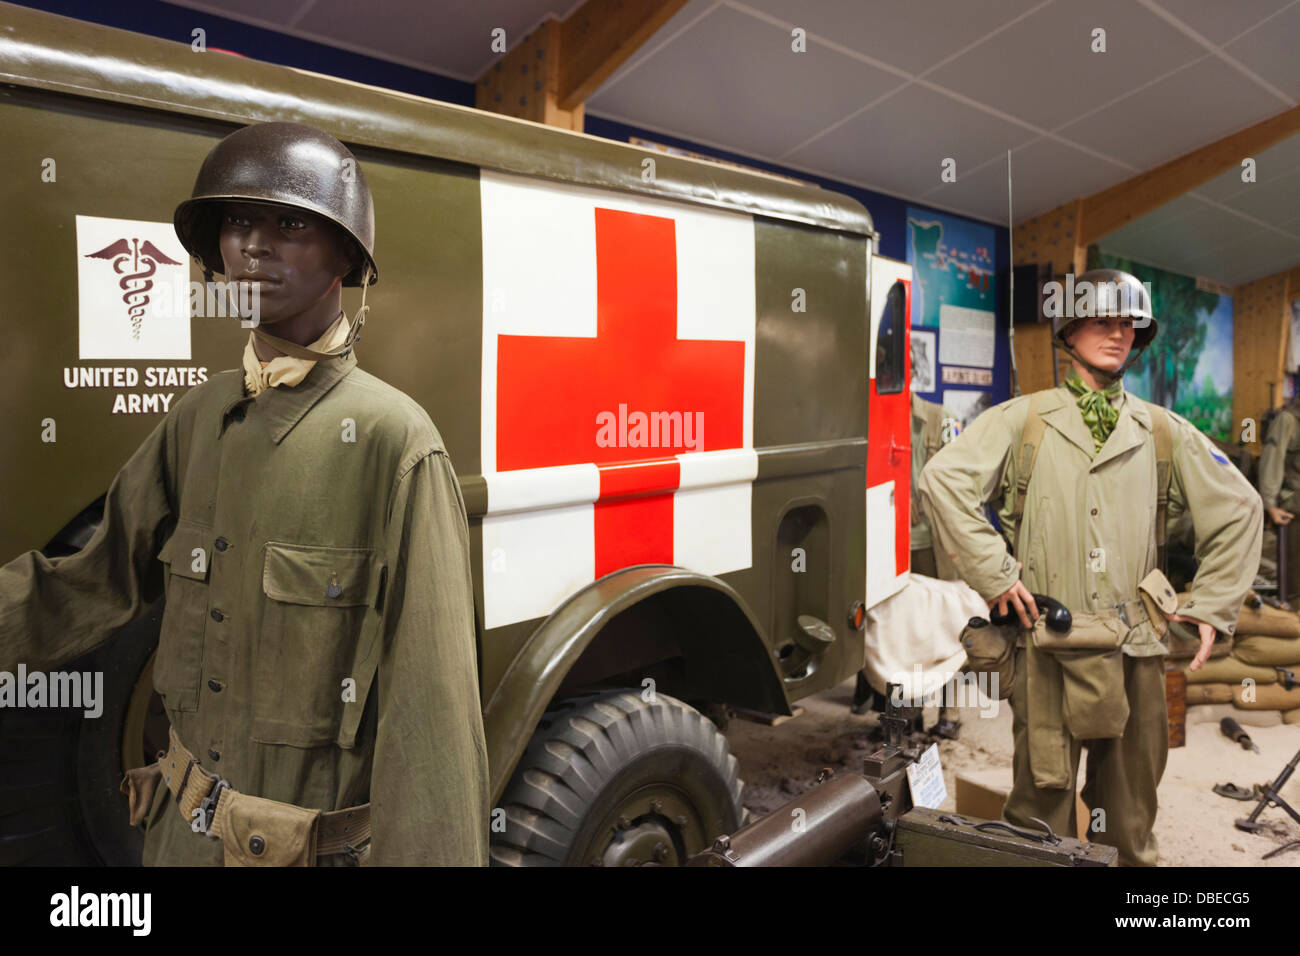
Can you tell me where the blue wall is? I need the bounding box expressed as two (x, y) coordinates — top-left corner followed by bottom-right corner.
(12, 0), (1013, 403)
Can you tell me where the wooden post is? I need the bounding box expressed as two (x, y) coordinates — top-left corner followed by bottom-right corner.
(1165, 663), (1186, 749)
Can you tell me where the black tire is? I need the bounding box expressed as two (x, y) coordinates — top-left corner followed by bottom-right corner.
(491, 690), (744, 867)
(0, 604), (164, 866)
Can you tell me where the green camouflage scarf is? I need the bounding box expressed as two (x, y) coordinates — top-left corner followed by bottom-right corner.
(1064, 370), (1122, 452)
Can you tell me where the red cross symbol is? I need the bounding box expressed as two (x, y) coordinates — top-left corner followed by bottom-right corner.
(496, 208), (746, 575)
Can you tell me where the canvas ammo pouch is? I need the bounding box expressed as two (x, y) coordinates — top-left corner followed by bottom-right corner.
(1029, 610), (1126, 651)
(959, 617), (1016, 699)
(138, 726), (370, 866)
(1135, 568), (1177, 639)
(212, 791), (320, 867)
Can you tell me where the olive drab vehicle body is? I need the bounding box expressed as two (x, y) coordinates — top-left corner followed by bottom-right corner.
(0, 4), (915, 865)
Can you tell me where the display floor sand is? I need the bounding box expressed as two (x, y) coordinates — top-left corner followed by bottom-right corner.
(724, 676), (1300, 866)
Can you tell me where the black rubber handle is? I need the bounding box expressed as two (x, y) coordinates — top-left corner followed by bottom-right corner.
(988, 593), (1072, 633)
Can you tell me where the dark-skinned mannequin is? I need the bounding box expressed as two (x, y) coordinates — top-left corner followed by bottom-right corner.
(219, 200), (360, 360)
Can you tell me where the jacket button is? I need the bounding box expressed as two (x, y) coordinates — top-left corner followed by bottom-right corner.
(249, 835), (265, 855)
(1090, 508), (1098, 516)
(214, 537), (229, 552)
(210, 609), (224, 622)
(208, 679), (223, 693)
(207, 749), (220, 762)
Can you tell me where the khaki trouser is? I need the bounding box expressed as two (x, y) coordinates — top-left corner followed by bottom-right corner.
(1258, 522), (1300, 603)
(1005, 647), (1168, 866)
(911, 547), (937, 578)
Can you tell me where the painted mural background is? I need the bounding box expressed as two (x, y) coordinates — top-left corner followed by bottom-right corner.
(1092, 251), (1234, 441)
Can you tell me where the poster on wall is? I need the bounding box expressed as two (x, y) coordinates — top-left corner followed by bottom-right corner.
(942, 389), (992, 428)
(1095, 252), (1233, 441)
(906, 207), (998, 405)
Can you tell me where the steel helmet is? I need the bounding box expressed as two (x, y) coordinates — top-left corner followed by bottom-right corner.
(174, 121), (378, 287)
(1052, 268), (1156, 383)
(1052, 268), (1156, 350)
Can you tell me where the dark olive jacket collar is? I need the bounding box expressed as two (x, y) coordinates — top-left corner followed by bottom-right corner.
(217, 350), (358, 444)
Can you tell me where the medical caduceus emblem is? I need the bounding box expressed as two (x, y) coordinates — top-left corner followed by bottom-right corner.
(84, 237), (183, 340)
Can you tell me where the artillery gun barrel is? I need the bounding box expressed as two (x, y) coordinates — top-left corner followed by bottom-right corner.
(687, 773), (882, 867)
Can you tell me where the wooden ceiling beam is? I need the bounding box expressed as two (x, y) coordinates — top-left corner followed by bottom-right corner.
(558, 0), (690, 111)
(1078, 104), (1300, 245)
(476, 0), (687, 129)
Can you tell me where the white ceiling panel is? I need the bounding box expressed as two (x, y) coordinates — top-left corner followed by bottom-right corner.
(934, 136), (1133, 222)
(1103, 201), (1300, 284)
(1104, 196), (1230, 249)
(587, 4), (905, 159)
(1223, 1), (1300, 100)
(735, 0), (1046, 75)
(295, 0), (570, 77)
(1209, 231), (1300, 284)
(1055, 56), (1282, 169)
(924, 0), (1205, 129)
(918, 158), (1015, 224)
(1149, 0), (1297, 45)
(1189, 133), (1300, 202)
(780, 82), (1037, 199)
(155, 0), (1299, 283)
(1225, 171), (1300, 227)
(597, 0), (721, 90)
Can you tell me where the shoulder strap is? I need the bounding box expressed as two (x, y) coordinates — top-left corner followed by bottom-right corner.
(1150, 405), (1172, 573)
(1010, 391), (1052, 557)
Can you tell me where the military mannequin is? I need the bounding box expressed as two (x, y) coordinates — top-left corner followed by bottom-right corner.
(910, 392), (964, 737)
(0, 122), (489, 866)
(910, 392), (957, 580)
(919, 269), (1261, 866)
(851, 393), (964, 728)
(1256, 400), (1300, 601)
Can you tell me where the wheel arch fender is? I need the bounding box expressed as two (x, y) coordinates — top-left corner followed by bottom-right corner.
(483, 564), (787, 803)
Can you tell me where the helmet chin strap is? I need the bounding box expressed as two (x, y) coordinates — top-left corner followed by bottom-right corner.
(1058, 337), (1150, 389)
(246, 264), (372, 361)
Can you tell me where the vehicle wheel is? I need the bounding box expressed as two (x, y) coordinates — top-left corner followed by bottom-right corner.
(0, 603), (165, 866)
(490, 690), (744, 867)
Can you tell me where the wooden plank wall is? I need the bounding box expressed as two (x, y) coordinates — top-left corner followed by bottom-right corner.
(1235, 267), (1300, 453)
(476, 20), (585, 131)
(1011, 200), (1085, 394)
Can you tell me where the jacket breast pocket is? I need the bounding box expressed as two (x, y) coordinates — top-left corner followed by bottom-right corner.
(154, 518), (213, 713)
(253, 541), (381, 748)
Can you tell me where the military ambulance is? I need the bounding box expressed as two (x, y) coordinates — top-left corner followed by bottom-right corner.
(0, 4), (917, 866)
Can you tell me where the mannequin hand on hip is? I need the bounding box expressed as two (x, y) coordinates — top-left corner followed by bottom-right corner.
(1167, 612), (1216, 671)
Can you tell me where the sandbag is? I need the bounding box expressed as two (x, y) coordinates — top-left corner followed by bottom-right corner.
(1185, 683), (1233, 705)
(1165, 625), (1232, 661)
(1185, 703), (1282, 727)
(1233, 634), (1300, 667)
(1232, 681), (1300, 711)
(1284, 709), (1300, 725)
(1235, 600), (1300, 639)
(1183, 657), (1279, 685)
